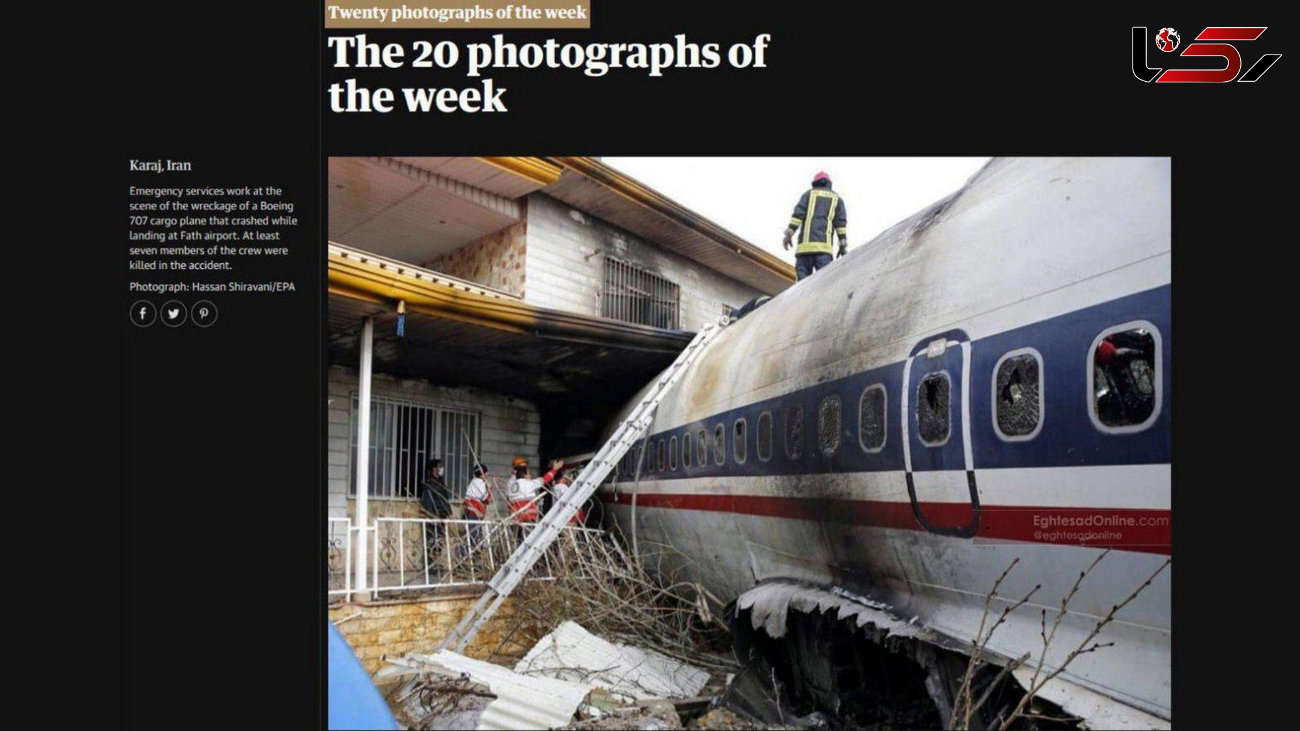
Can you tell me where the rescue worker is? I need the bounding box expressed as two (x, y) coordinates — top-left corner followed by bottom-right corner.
(417, 458), (452, 557)
(463, 463), (492, 548)
(418, 458), (451, 518)
(552, 472), (586, 526)
(783, 171), (849, 281)
(505, 456), (563, 525)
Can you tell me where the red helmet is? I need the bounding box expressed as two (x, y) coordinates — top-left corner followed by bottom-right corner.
(812, 171), (831, 185)
(1097, 338), (1117, 365)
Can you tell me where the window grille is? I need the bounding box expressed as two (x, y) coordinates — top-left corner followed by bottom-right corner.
(602, 257), (681, 330)
(349, 395), (481, 500)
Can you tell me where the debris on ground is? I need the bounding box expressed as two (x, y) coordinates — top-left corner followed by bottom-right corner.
(381, 650), (593, 730)
(375, 528), (777, 729)
(481, 527), (737, 676)
(515, 621), (710, 702)
(689, 707), (773, 730)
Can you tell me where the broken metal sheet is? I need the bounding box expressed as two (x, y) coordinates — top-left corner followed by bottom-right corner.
(514, 621), (710, 701)
(1010, 667), (1171, 731)
(405, 650), (594, 730)
(735, 580), (930, 642)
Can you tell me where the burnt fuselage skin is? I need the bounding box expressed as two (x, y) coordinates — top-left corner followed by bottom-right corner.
(598, 158), (1172, 721)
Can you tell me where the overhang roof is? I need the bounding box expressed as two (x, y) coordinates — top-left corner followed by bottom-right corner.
(328, 242), (686, 404)
(328, 157), (523, 264)
(329, 156), (795, 295)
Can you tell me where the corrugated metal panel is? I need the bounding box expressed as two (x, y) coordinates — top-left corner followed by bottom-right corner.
(410, 650), (592, 730)
(514, 621), (709, 701)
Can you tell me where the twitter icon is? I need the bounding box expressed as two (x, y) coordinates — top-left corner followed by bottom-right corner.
(160, 300), (187, 328)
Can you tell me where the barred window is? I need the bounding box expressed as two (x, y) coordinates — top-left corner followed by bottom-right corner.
(349, 395), (481, 501)
(757, 411), (773, 461)
(602, 257), (681, 330)
(785, 405), (804, 460)
(859, 385), (887, 452)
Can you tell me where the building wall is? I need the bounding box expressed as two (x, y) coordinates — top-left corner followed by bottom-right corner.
(523, 193), (763, 332)
(328, 365), (541, 520)
(329, 593), (544, 674)
(423, 218), (527, 297)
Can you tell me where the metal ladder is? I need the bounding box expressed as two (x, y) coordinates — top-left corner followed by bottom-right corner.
(438, 319), (727, 653)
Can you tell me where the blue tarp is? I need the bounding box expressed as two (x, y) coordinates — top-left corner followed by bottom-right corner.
(328, 624), (399, 730)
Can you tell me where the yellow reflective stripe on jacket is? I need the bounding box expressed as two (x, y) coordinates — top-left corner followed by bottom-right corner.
(796, 239), (834, 254)
(796, 189), (838, 254)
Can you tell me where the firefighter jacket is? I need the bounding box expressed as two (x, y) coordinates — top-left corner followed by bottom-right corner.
(787, 184), (847, 255)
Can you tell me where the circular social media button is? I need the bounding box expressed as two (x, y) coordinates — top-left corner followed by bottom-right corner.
(130, 300), (157, 328)
(192, 300), (218, 328)
(161, 300), (188, 327)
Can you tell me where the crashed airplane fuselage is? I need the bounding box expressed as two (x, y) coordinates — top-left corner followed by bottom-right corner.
(598, 157), (1171, 725)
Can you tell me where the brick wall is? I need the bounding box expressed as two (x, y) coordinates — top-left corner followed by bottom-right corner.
(523, 193), (762, 331)
(329, 593), (545, 674)
(328, 365), (541, 520)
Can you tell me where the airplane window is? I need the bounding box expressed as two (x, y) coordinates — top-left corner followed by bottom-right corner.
(757, 411), (773, 461)
(734, 419), (747, 463)
(658, 439), (666, 472)
(819, 396), (842, 455)
(785, 405), (803, 459)
(859, 384), (887, 452)
(697, 429), (707, 467)
(1092, 325), (1159, 430)
(713, 423), (726, 465)
(995, 350), (1042, 439)
(682, 430), (692, 467)
(917, 372), (951, 446)
(670, 436), (678, 470)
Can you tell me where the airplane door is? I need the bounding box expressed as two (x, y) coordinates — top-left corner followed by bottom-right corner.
(902, 330), (980, 538)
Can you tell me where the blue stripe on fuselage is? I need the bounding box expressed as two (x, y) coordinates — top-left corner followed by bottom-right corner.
(623, 285), (1170, 480)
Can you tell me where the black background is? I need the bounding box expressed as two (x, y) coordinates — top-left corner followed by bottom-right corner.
(112, 2), (1287, 728)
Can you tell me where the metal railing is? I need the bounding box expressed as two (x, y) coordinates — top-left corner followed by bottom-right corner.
(361, 517), (605, 596)
(327, 518), (353, 600)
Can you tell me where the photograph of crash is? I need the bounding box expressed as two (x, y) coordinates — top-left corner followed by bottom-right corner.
(325, 157), (1171, 730)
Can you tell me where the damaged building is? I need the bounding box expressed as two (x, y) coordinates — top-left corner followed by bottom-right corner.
(327, 156), (793, 606)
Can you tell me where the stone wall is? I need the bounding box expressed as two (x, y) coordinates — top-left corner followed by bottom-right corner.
(329, 593), (546, 675)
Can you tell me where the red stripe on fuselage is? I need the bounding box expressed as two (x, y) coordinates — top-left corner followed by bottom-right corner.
(601, 492), (1170, 555)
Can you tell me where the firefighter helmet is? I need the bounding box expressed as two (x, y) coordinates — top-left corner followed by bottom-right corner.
(511, 456), (528, 468)
(812, 171), (831, 185)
